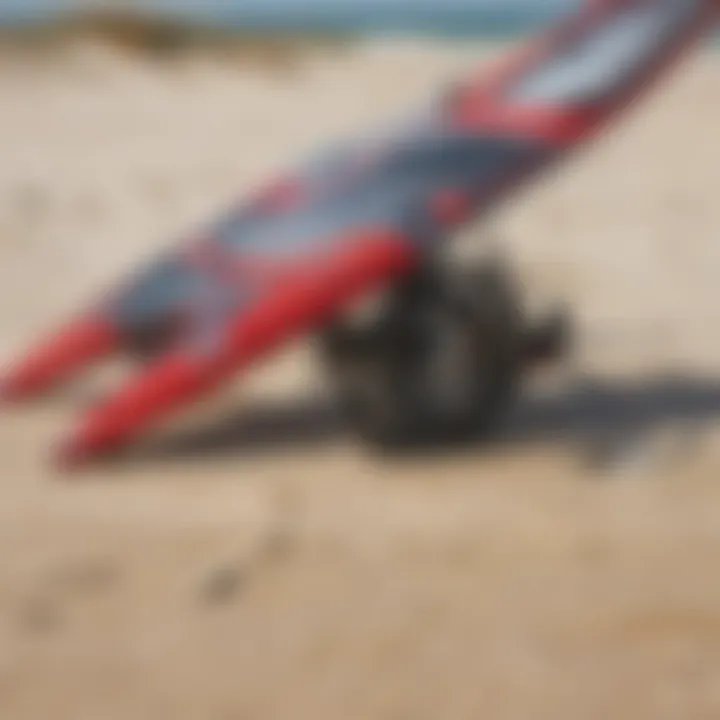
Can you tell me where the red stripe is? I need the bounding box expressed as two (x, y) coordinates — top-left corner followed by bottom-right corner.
(454, 104), (603, 144)
(56, 231), (416, 467)
(1, 317), (117, 403)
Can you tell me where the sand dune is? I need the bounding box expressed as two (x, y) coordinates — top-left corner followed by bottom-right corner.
(1, 40), (720, 720)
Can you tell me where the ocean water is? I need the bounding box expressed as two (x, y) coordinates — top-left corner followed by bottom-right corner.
(0, 3), (714, 43)
(0, 4), (567, 39)
(211, 7), (566, 38)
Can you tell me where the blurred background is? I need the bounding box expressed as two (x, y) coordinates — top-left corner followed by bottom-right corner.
(1, 1), (720, 719)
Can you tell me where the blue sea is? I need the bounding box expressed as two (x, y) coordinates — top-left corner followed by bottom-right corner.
(2, 2), (715, 43)
(207, 7), (568, 38)
(0, 4), (569, 39)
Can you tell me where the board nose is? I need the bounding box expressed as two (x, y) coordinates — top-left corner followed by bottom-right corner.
(1, 316), (118, 403)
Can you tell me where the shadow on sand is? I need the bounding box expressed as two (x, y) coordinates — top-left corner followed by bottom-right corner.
(129, 374), (720, 466)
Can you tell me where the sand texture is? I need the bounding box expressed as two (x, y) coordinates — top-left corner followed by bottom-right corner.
(1, 39), (720, 719)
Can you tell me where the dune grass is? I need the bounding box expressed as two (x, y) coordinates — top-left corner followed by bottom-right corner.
(0, 10), (353, 67)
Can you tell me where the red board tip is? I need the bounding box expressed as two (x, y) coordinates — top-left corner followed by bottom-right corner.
(1, 316), (117, 403)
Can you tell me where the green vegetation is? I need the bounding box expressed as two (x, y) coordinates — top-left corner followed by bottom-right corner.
(0, 9), (353, 65)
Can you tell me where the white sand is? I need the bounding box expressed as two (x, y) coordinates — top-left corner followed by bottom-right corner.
(1, 40), (720, 720)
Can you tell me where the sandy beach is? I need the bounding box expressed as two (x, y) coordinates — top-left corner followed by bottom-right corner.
(1, 36), (720, 719)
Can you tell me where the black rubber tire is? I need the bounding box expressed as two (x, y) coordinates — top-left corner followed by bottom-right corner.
(321, 260), (525, 450)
